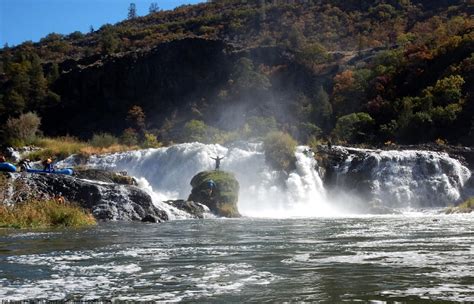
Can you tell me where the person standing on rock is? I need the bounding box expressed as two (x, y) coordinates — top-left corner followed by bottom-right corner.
(211, 155), (225, 170)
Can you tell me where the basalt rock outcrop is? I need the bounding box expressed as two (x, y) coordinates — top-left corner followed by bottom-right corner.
(316, 145), (474, 209)
(41, 38), (323, 138)
(2, 172), (167, 222)
(188, 170), (240, 218)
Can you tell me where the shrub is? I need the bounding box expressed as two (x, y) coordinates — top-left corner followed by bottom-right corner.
(141, 132), (162, 148)
(246, 116), (278, 139)
(298, 42), (330, 65)
(3, 112), (41, 146)
(89, 133), (119, 148)
(120, 128), (139, 146)
(126, 105), (146, 131)
(332, 112), (374, 143)
(263, 131), (297, 172)
(299, 122), (322, 143)
(182, 119), (208, 142)
(0, 200), (96, 229)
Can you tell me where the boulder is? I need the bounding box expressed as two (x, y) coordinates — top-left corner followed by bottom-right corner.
(2, 172), (167, 222)
(74, 169), (137, 185)
(188, 170), (240, 218)
(164, 199), (210, 219)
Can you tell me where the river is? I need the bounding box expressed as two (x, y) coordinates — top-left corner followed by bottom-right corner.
(1, 214), (473, 302)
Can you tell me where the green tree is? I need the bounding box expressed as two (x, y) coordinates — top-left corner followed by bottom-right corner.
(149, 3), (159, 13)
(2, 90), (26, 116)
(299, 122), (322, 143)
(128, 3), (137, 19)
(142, 132), (161, 148)
(120, 128), (139, 146)
(424, 75), (465, 106)
(3, 112), (41, 146)
(245, 116), (277, 138)
(332, 112), (374, 143)
(298, 43), (330, 65)
(90, 133), (118, 148)
(100, 32), (119, 54)
(47, 63), (59, 84)
(182, 120), (208, 142)
(28, 55), (48, 108)
(126, 105), (146, 132)
(263, 131), (297, 172)
(312, 85), (333, 131)
(230, 57), (270, 92)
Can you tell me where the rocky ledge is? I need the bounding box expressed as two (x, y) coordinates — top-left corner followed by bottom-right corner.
(2, 171), (168, 222)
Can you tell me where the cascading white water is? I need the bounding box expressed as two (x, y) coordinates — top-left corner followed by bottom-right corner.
(64, 142), (334, 218)
(333, 146), (472, 208)
(59, 143), (472, 217)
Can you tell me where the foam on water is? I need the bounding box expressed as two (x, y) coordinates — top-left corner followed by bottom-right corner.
(1, 216), (473, 302)
(1, 244), (279, 302)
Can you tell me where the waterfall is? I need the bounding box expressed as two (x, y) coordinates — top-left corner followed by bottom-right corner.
(59, 143), (473, 217)
(63, 142), (333, 217)
(332, 146), (472, 208)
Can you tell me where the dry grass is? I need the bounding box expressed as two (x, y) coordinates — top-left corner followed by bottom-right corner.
(80, 144), (139, 155)
(0, 200), (96, 229)
(28, 137), (138, 161)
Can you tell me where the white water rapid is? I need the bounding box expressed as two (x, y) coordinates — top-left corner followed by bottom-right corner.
(64, 142), (333, 218)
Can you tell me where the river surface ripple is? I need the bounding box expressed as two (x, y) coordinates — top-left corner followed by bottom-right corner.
(0, 214), (473, 302)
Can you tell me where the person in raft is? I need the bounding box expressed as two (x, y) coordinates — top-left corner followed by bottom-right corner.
(211, 155), (224, 170)
(42, 158), (54, 172)
(0, 155), (6, 163)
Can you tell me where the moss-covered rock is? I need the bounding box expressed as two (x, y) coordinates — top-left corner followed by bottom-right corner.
(188, 170), (240, 218)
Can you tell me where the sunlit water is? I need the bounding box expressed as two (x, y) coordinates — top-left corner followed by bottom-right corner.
(1, 214), (473, 302)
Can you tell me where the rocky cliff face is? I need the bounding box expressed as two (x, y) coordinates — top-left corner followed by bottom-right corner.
(43, 38), (231, 137)
(41, 38), (328, 138)
(3, 172), (168, 222)
(317, 145), (474, 209)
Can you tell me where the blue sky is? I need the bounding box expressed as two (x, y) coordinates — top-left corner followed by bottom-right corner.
(0, 0), (203, 46)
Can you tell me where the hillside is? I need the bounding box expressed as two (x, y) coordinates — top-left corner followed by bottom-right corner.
(0, 0), (473, 146)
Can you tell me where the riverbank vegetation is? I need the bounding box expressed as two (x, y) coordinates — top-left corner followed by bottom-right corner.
(0, 174), (96, 229)
(263, 131), (297, 172)
(0, 200), (96, 229)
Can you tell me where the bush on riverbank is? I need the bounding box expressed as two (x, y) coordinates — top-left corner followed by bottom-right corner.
(263, 131), (297, 172)
(0, 200), (96, 229)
